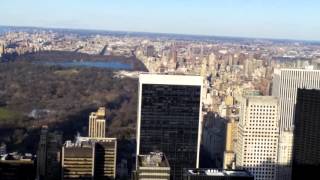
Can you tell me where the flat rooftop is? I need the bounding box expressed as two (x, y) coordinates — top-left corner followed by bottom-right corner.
(76, 136), (116, 143)
(138, 152), (169, 168)
(185, 169), (253, 177)
(139, 73), (203, 86)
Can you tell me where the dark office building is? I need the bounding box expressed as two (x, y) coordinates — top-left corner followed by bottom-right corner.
(37, 126), (63, 180)
(0, 158), (36, 180)
(292, 88), (320, 180)
(183, 169), (253, 180)
(137, 74), (203, 180)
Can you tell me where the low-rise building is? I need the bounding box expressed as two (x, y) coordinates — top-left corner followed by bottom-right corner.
(133, 152), (170, 180)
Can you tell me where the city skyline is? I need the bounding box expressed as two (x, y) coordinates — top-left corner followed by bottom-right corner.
(1, 4), (320, 178)
(1, 0), (320, 41)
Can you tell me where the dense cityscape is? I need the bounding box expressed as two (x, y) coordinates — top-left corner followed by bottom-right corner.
(0, 25), (319, 180)
(0, 1), (320, 180)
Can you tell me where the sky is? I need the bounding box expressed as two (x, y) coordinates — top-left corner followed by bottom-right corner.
(0, 0), (319, 41)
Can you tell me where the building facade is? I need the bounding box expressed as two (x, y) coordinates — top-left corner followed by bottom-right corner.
(276, 131), (293, 180)
(223, 118), (236, 170)
(236, 96), (279, 180)
(77, 137), (117, 180)
(292, 89), (320, 180)
(272, 68), (320, 130)
(89, 107), (106, 138)
(37, 126), (63, 180)
(61, 141), (94, 180)
(202, 113), (227, 168)
(136, 74), (203, 180)
(272, 68), (320, 180)
(0, 160), (36, 180)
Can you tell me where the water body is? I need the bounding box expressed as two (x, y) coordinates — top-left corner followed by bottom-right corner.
(33, 60), (133, 70)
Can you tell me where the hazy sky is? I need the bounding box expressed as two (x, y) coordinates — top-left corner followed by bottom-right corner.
(1, 0), (319, 40)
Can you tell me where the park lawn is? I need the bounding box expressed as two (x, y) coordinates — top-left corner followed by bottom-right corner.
(0, 107), (22, 121)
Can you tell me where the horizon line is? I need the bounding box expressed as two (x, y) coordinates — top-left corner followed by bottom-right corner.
(1, 24), (320, 43)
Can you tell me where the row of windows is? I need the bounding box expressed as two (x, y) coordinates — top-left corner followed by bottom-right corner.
(250, 105), (276, 108)
(244, 141), (277, 145)
(248, 123), (275, 127)
(244, 161), (276, 165)
(244, 134), (278, 137)
(244, 127), (278, 131)
(250, 111), (276, 115)
(245, 128), (278, 132)
(250, 109), (276, 112)
(244, 164), (275, 167)
(244, 153), (277, 156)
(243, 157), (277, 161)
(244, 142), (277, 146)
(249, 116), (276, 119)
(244, 150), (277, 154)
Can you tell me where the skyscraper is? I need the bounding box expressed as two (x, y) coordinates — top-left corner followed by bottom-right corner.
(292, 89), (320, 180)
(272, 68), (320, 180)
(37, 126), (63, 180)
(89, 107), (106, 138)
(272, 68), (320, 130)
(136, 74), (203, 180)
(236, 96), (279, 180)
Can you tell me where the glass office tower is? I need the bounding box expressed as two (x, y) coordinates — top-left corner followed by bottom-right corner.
(292, 89), (320, 180)
(136, 74), (203, 180)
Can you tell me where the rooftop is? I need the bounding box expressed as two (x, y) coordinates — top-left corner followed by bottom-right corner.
(139, 73), (203, 86)
(90, 107), (106, 119)
(245, 96), (278, 104)
(63, 141), (93, 158)
(76, 136), (116, 143)
(138, 152), (170, 168)
(185, 169), (253, 177)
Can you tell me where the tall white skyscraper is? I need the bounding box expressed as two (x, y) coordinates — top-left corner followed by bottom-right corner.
(272, 68), (320, 180)
(236, 96), (279, 180)
(272, 68), (320, 130)
(89, 107), (106, 138)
